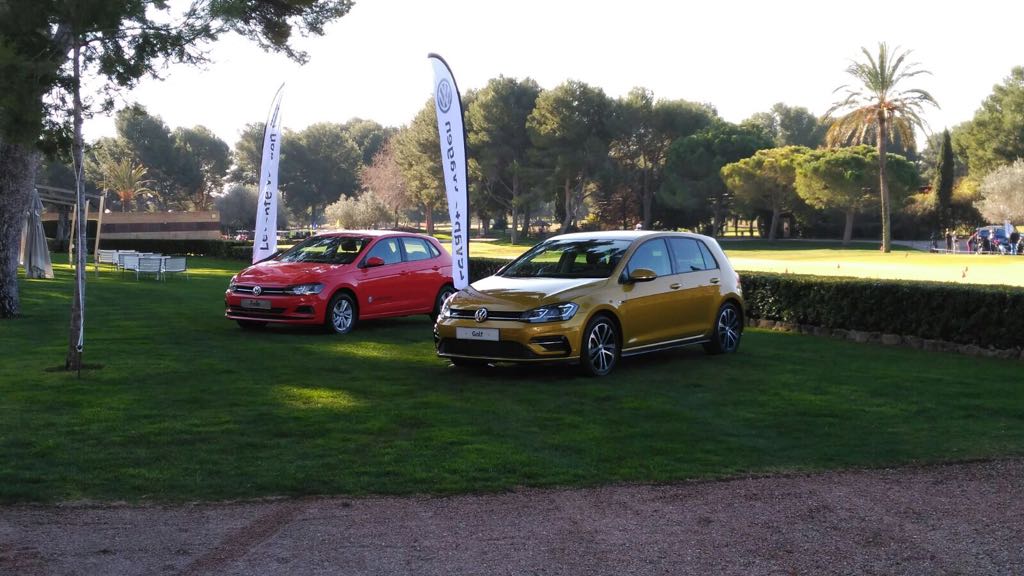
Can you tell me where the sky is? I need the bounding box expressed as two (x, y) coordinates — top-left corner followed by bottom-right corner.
(83, 0), (1023, 148)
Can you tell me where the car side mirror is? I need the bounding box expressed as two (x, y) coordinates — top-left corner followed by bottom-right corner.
(365, 256), (385, 267)
(626, 268), (657, 283)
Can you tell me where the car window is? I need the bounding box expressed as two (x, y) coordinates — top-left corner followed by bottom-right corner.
(698, 241), (719, 270)
(276, 236), (367, 264)
(626, 239), (672, 277)
(668, 237), (707, 272)
(365, 238), (402, 265)
(500, 239), (631, 278)
(401, 237), (435, 262)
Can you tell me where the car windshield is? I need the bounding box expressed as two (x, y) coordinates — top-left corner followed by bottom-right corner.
(276, 235), (369, 264)
(500, 238), (632, 279)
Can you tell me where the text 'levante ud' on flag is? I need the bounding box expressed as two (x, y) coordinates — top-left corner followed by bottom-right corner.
(253, 84), (285, 264)
(428, 53), (469, 290)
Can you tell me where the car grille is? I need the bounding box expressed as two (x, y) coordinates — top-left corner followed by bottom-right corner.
(232, 285), (288, 295)
(437, 338), (540, 359)
(226, 306), (288, 317)
(448, 308), (524, 321)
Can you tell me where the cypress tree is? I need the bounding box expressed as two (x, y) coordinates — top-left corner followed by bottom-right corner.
(934, 130), (955, 231)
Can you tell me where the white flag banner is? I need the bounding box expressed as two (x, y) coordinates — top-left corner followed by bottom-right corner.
(429, 54), (469, 289)
(253, 84), (285, 264)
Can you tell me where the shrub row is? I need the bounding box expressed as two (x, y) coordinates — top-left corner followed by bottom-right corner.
(741, 272), (1024, 350)
(469, 257), (510, 282)
(99, 239), (248, 258)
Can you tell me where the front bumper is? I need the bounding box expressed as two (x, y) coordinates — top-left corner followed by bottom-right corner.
(434, 318), (584, 364)
(224, 291), (325, 325)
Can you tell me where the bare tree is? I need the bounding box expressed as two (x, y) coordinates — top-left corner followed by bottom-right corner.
(360, 138), (409, 228)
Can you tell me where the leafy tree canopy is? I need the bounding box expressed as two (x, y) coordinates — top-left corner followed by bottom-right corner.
(954, 67), (1024, 177)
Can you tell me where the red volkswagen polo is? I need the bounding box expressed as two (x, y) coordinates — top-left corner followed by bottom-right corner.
(225, 231), (455, 334)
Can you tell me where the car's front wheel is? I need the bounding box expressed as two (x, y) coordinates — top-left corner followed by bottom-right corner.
(430, 284), (456, 321)
(325, 292), (357, 334)
(579, 315), (619, 377)
(703, 302), (742, 354)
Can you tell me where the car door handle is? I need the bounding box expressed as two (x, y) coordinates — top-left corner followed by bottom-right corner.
(710, 278), (720, 284)
(670, 283), (682, 290)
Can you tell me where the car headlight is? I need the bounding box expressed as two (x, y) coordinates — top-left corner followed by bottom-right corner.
(522, 302), (578, 323)
(285, 283), (324, 295)
(228, 275), (238, 290)
(439, 295), (454, 319)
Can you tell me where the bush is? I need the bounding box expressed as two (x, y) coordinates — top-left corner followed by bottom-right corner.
(742, 272), (1024, 349)
(469, 257), (509, 282)
(98, 239), (247, 258)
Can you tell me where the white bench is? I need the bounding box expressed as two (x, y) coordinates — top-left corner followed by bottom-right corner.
(161, 256), (188, 281)
(136, 256), (163, 280)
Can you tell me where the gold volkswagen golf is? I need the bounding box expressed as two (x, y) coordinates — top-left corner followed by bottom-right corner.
(434, 230), (744, 376)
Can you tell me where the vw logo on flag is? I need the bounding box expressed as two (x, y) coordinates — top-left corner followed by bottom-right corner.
(436, 79), (453, 114)
(474, 308), (488, 323)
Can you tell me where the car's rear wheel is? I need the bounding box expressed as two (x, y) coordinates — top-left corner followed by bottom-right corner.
(237, 320), (267, 330)
(325, 292), (357, 334)
(703, 302), (742, 354)
(430, 284), (456, 321)
(580, 315), (619, 377)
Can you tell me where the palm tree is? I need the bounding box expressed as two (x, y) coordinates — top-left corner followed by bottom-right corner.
(96, 157), (156, 211)
(826, 43), (938, 252)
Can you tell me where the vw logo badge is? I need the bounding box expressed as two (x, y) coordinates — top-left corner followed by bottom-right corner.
(252, 286), (262, 296)
(474, 308), (488, 323)
(436, 79), (453, 114)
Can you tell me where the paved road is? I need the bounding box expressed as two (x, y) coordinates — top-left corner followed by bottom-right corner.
(2, 459), (1022, 575)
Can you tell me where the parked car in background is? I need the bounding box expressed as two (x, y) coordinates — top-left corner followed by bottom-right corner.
(226, 230), (454, 333)
(434, 230), (745, 376)
(970, 225), (1019, 254)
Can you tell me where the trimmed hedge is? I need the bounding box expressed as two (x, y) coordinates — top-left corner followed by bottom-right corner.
(742, 272), (1024, 349)
(99, 239), (248, 258)
(469, 257), (510, 282)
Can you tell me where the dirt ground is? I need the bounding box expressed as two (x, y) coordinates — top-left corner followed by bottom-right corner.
(2, 459), (1022, 576)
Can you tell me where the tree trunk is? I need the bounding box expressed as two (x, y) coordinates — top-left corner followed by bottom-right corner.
(0, 139), (41, 319)
(66, 39), (87, 370)
(877, 112), (891, 253)
(509, 172), (520, 245)
(561, 177), (572, 233)
(520, 203), (531, 240)
(843, 210), (855, 245)
(424, 203), (434, 235)
(767, 207), (780, 241)
(641, 166), (652, 229)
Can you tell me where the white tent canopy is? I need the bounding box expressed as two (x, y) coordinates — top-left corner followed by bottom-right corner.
(19, 188), (54, 279)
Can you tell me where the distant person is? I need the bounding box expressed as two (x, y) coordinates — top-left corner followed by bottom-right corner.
(982, 233), (992, 253)
(945, 231), (952, 252)
(1010, 230), (1020, 255)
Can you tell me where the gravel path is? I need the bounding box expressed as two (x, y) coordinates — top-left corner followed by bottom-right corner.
(2, 459), (1022, 575)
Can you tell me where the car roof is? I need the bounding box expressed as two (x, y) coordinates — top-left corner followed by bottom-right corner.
(314, 229), (424, 239)
(546, 230), (710, 242)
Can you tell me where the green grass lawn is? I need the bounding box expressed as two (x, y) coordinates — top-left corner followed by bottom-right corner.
(1, 257), (1022, 503)
(722, 240), (1024, 287)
